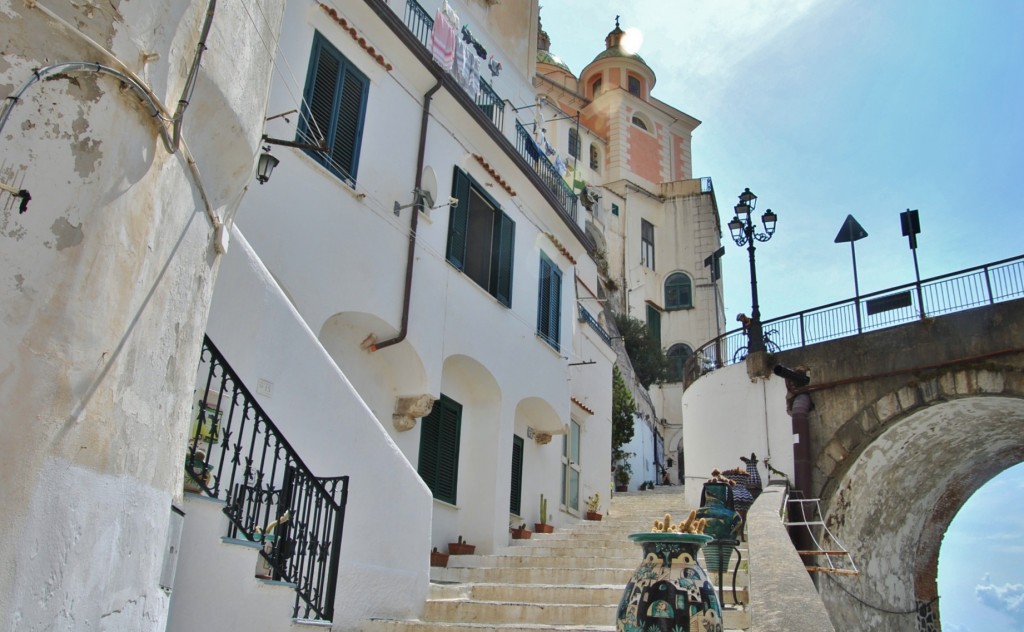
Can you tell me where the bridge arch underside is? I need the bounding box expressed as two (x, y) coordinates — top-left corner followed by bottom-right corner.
(820, 395), (1024, 631)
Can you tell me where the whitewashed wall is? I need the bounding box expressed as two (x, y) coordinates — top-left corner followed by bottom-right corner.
(171, 227), (433, 628)
(681, 363), (793, 510)
(0, 1), (282, 629)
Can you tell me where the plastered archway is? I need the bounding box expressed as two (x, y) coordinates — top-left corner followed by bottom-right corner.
(820, 391), (1024, 631)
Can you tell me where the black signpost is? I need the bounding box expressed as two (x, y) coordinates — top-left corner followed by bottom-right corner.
(901, 209), (924, 319)
(834, 215), (869, 333)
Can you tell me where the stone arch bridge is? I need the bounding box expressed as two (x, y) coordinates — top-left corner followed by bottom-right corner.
(739, 297), (1024, 631)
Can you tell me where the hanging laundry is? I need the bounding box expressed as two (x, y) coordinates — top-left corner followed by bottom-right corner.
(488, 55), (502, 77)
(554, 155), (567, 177)
(430, 7), (458, 72)
(525, 134), (541, 160)
(454, 39), (480, 99)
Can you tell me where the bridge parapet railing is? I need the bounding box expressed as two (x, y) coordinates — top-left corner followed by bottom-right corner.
(685, 254), (1024, 387)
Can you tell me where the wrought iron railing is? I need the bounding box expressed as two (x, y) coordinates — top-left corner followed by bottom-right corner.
(402, 0), (505, 129)
(187, 336), (349, 622)
(578, 304), (612, 344)
(515, 120), (579, 222)
(685, 254), (1024, 386)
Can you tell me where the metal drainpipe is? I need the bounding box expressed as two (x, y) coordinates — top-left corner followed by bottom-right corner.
(371, 80), (442, 352)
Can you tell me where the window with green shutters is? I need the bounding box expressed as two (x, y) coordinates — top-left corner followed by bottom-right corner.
(667, 343), (693, 381)
(417, 394), (462, 505)
(297, 32), (369, 187)
(646, 304), (662, 348)
(665, 272), (693, 309)
(446, 168), (515, 307)
(510, 435), (524, 515)
(640, 219), (655, 269)
(537, 253), (562, 350)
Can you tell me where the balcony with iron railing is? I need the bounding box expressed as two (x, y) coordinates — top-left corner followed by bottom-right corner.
(578, 303), (612, 345)
(685, 254), (1024, 387)
(515, 120), (579, 223)
(402, 0), (504, 130)
(186, 335), (349, 622)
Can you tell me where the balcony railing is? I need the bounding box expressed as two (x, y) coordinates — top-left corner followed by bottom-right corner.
(578, 304), (612, 344)
(187, 336), (349, 622)
(515, 120), (579, 222)
(685, 254), (1024, 386)
(402, 0), (505, 130)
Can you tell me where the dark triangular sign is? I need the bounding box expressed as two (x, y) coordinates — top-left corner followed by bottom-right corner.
(834, 215), (868, 243)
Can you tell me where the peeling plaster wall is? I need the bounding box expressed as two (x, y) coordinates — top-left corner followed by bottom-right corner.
(0, 1), (283, 629)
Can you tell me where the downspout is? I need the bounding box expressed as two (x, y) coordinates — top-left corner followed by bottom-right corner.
(371, 80), (443, 352)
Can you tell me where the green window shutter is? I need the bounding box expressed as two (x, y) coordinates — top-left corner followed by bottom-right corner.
(331, 67), (369, 182)
(647, 304), (662, 348)
(298, 32), (368, 186)
(446, 168), (472, 269)
(418, 395), (462, 504)
(537, 254), (562, 350)
(510, 435), (524, 515)
(492, 210), (515, 307)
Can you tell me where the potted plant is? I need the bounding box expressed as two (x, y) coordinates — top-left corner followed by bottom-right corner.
(534, 494), (554, 534)
(614, 462), (631, 492)
(510, 523), (532, 539)
(430, 547), (449, 567)
(183, 448), (213, 493)
(447, 535), (475, 555)
(254, 510), (290, 579)
(585, 494), (602, 521)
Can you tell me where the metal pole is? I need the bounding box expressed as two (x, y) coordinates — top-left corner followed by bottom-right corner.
(850, 239), (862, 333)
(747, 224), (765, 353)
(912, 247), (924, 318)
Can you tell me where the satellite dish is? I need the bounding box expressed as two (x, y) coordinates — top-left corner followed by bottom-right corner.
(420, 166), (438, 209)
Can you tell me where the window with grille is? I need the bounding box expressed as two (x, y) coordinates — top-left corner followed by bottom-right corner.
(667, 343), (694, 381)
(589, 143), (600, 171)
(665, 272), (693, 309)
(297, 32), (369, 186)
(537, 253), (562, 350)
(418, 395), (462, 505)
(447, 168), (516, 307)
(568, 128), (580, 158)
(641, 219), (655, 270)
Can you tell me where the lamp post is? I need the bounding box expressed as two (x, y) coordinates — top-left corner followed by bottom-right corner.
(727, 188), (778, 354)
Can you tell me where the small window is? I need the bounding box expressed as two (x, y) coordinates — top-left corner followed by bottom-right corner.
(418, 394), (462, 504)
(447, 168), (516, 307)
(537, 253), (563, 350)
(628, 75), (641, 97)
(611, 203), (619, 216)
(665, 272), (693, 309)
(640, 219), (655, 270)
(298, 32), (369, 186)
(646, 304), (662, 347)
(667, 344), (694, 382)
(591, 77), (602, 98)
(589, 143), (600, 171)
(568, 128), (581, 158)
(631, 115), (648, 131)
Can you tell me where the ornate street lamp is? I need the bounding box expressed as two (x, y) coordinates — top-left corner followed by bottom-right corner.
(727, 188), (778, 354)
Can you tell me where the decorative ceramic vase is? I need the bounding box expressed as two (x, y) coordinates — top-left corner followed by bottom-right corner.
(696, 483), (743, 542)
(616, 533), (723, 632)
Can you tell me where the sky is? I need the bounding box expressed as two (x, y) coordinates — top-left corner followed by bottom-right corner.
(539, 2), (1024, 629)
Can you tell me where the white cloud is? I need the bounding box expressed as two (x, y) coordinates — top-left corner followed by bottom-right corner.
(976, 575), (1024, 625)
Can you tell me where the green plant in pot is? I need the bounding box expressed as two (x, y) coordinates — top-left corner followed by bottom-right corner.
(615, 461), (631, 492)
(585, 493), (602, 521)
(534, 494), (554, 533)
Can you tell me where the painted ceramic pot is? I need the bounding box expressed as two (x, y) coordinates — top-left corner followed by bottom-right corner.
(696, 483), (743, 542)
(616, 533), (723, 632)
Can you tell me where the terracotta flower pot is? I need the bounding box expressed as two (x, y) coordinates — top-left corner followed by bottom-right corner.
(430, 548), (449, 567)
(534, 523), (554, 534)
(511, 527), (532, 539)
(586, 511), (603, 521)
(448, 542), (476, 555)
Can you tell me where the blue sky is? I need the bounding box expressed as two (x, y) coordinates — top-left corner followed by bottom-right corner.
(540, 2), (1024, 629)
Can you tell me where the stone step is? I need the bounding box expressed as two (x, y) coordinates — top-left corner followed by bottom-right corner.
(431, 565), (636, 585)
(365, 622), (749, 632)
(422, 598), (614, 626)
(446, 554), (636, 570)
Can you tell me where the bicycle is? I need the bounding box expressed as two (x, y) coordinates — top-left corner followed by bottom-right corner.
(732, 327), (781, 362)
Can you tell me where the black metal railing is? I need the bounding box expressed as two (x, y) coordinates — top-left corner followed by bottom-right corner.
(187, 336), (349, 622)
(578, 304), (612, 344)
(515, 120), (579, 222)
(402, 0), (505, 130)
(685, 254), (1024, 386)
(403, 0), (433, 46)
(477, 78), (505, 130)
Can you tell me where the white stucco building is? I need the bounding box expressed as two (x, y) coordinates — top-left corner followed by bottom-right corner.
(0, 1), (284, 629)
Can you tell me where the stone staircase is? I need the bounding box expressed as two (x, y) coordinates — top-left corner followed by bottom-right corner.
(364, 487), (749, 631)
